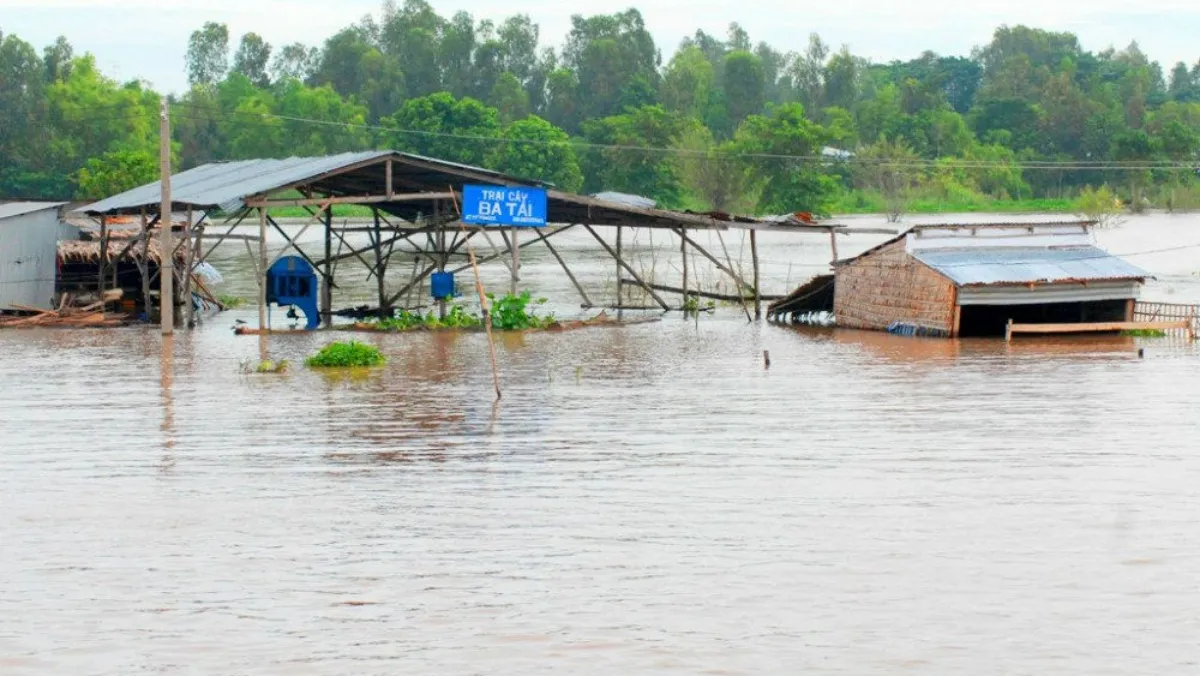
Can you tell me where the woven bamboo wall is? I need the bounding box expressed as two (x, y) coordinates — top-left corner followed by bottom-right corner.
(834, 239), (956, 333)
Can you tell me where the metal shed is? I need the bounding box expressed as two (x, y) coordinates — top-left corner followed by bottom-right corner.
(0, 202), (66, 311)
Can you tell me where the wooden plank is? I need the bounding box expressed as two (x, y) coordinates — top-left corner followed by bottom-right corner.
(1007, 320), (1190, 341)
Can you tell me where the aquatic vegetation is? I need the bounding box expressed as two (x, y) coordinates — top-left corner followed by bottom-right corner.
(240, 358), (290, 374)
(488, 291), (554, 330)
(218, 294), (248, 309)
(305, 341), (386, 368)
(1121, 329), (1167, 337)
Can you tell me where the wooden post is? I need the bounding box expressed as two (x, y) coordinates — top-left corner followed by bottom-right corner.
(680, 229), (689, 308)
(385, 159), (394, 199)
(438, 219), (447, 320)
(159, 96), (174, 335)
(615, 226), (623, 305)
(1005, 318), (1014, 343)
(952, 307), (962, 338)
(1125, 299), (1135, 322)
(536, 228), (592, 307)
(583, 224), (671, 311)
(258, 207), (268, 331)
(510, 225), (519, 295)
(447, 192), (502, 400)
(183, 208), (195, 328)
(321, 208), (333, 326)
(828, 228), (840, 266)
(139, 209), (151, 319)
(373, 209), (388, 317)
(97, 216), (108, 303)
(750, 229), (761, 320)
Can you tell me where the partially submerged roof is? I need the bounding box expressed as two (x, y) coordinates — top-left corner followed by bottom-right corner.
(0, 202), (65, 220)
(913, 246), (1149, 286)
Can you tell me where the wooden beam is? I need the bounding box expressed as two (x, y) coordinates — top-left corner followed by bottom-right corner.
(583, 224), (671, 311)
(750, 229), (761, 320)
(244, 192), (454, 208)
(530, 226), (592, 308)
(1006, 319), (1191, 342)
(619, 279), (785, 303)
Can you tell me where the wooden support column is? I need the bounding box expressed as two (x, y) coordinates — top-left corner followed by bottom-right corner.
(615, 226), (623, 305)
(98, 216), (108, 302)
(1125, 298), (1135, 322)
(680, 229), (689, 307)
(829, 228), (840, 266)
(510, 225), (519, 295)
(139, 209), (151, 320)
(584, 224), (670, 311)
(159, 97), (174, 335)
(750, 230), (761, 320)
(257, 207), (268, 331)
(438, 211), (447, 319)
(373, 209), (388, 317)
(322, 208), (333, 326)
(533, 226), (592, 308)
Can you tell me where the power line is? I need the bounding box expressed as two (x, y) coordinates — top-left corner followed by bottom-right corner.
(167, 103), (1200, 172)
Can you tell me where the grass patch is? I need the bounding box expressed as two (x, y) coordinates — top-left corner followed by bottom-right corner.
(305, 340), (386, 368)
(1121, 329), (1167, 337)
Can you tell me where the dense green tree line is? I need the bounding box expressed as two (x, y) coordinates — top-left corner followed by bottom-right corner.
(3, 3), (1200, 214)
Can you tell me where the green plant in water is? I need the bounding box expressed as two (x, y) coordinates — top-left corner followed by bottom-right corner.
(681, 295), (715, 314)
(305, 340), (387, 368)
(487, 291), (555, 330)
(1121, 329), (1167, 337)
(370, 305), (482, 331)
(219, 294), (247, 309)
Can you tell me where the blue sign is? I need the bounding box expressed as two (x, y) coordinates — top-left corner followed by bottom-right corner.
(462, 184), (547, 227)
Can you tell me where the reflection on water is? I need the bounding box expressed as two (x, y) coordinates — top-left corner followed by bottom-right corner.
(2, 213), (1200, 674)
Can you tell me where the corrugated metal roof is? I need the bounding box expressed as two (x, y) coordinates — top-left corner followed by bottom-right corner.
(81, 151), (392, 215)
(913, 246), (1148, 286)
(0, 202), (65, 220)
(79, 151), (552, 216)
(592, 192), (657, 208)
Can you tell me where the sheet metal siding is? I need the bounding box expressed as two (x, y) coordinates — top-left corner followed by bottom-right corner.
(914, 246), (1147, 286)
(0, 209), (60, 310)
(958, 281), (1141, 306)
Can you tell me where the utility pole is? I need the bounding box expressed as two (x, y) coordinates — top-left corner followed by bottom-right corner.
(159, 96), (174, 335)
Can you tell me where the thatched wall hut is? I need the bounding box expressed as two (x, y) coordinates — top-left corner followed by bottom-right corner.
(819, 221), (1149, 338)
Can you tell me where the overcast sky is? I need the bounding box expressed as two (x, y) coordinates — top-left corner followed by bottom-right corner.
(2, 0), (1198, 93)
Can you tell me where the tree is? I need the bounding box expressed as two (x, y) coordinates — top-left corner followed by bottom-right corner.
(270, 42), (318, 83)
(490, 72), (531, 124)
(544, 68), (579, 132)
(724, 51), (765, 128)
(1111, 129), (1159, 211)
(42, 36), (73, 83)
(661, 46), (713, 119)
(276, 80), (371, 155)
(232, 33), (272, 88)
(384, 92), (502, 165)
(675, 123), (753, 212)
(73, 149), (158, 199)
(563, 10), (661, 120)
(823, 48), (861, 113)
(733, 103), (838, 215)
(853, 138), (922, 222)
(581, 105), (686, 205)
(487, 115), (582, 190)
(789, 34), (829, 113)
(186, 22), (230, 87)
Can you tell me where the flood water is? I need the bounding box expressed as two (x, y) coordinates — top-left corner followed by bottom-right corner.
(3, 213), (1200, 674)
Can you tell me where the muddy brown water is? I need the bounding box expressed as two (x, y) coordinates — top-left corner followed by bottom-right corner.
(3, 213), (1200, 674)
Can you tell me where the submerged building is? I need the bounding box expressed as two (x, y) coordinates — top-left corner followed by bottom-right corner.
(771, 221), (1151, 338)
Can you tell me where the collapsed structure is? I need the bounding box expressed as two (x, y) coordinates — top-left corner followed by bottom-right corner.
(770, 221), (1162, 338)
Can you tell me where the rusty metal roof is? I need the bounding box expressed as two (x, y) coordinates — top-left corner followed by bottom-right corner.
(914, 246), (1149, 286)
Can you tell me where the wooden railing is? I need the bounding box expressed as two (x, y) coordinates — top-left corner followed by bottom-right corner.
(1134, 301), (1200, 332)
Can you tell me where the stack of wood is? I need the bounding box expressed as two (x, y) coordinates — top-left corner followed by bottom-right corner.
(0, 292), (128, 329)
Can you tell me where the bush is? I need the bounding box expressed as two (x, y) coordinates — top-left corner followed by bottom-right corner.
(1074, 185), (1124, 228)
(368, 304), (482, 331)
(305, 341), (386, 368)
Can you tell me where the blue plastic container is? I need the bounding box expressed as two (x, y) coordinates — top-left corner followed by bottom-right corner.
(430, 272), (456, 299)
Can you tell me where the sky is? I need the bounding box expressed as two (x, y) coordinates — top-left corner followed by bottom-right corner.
(1, 0), (1198, 93)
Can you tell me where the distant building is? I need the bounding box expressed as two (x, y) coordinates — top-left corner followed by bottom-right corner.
(0, 202), (69, 311)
